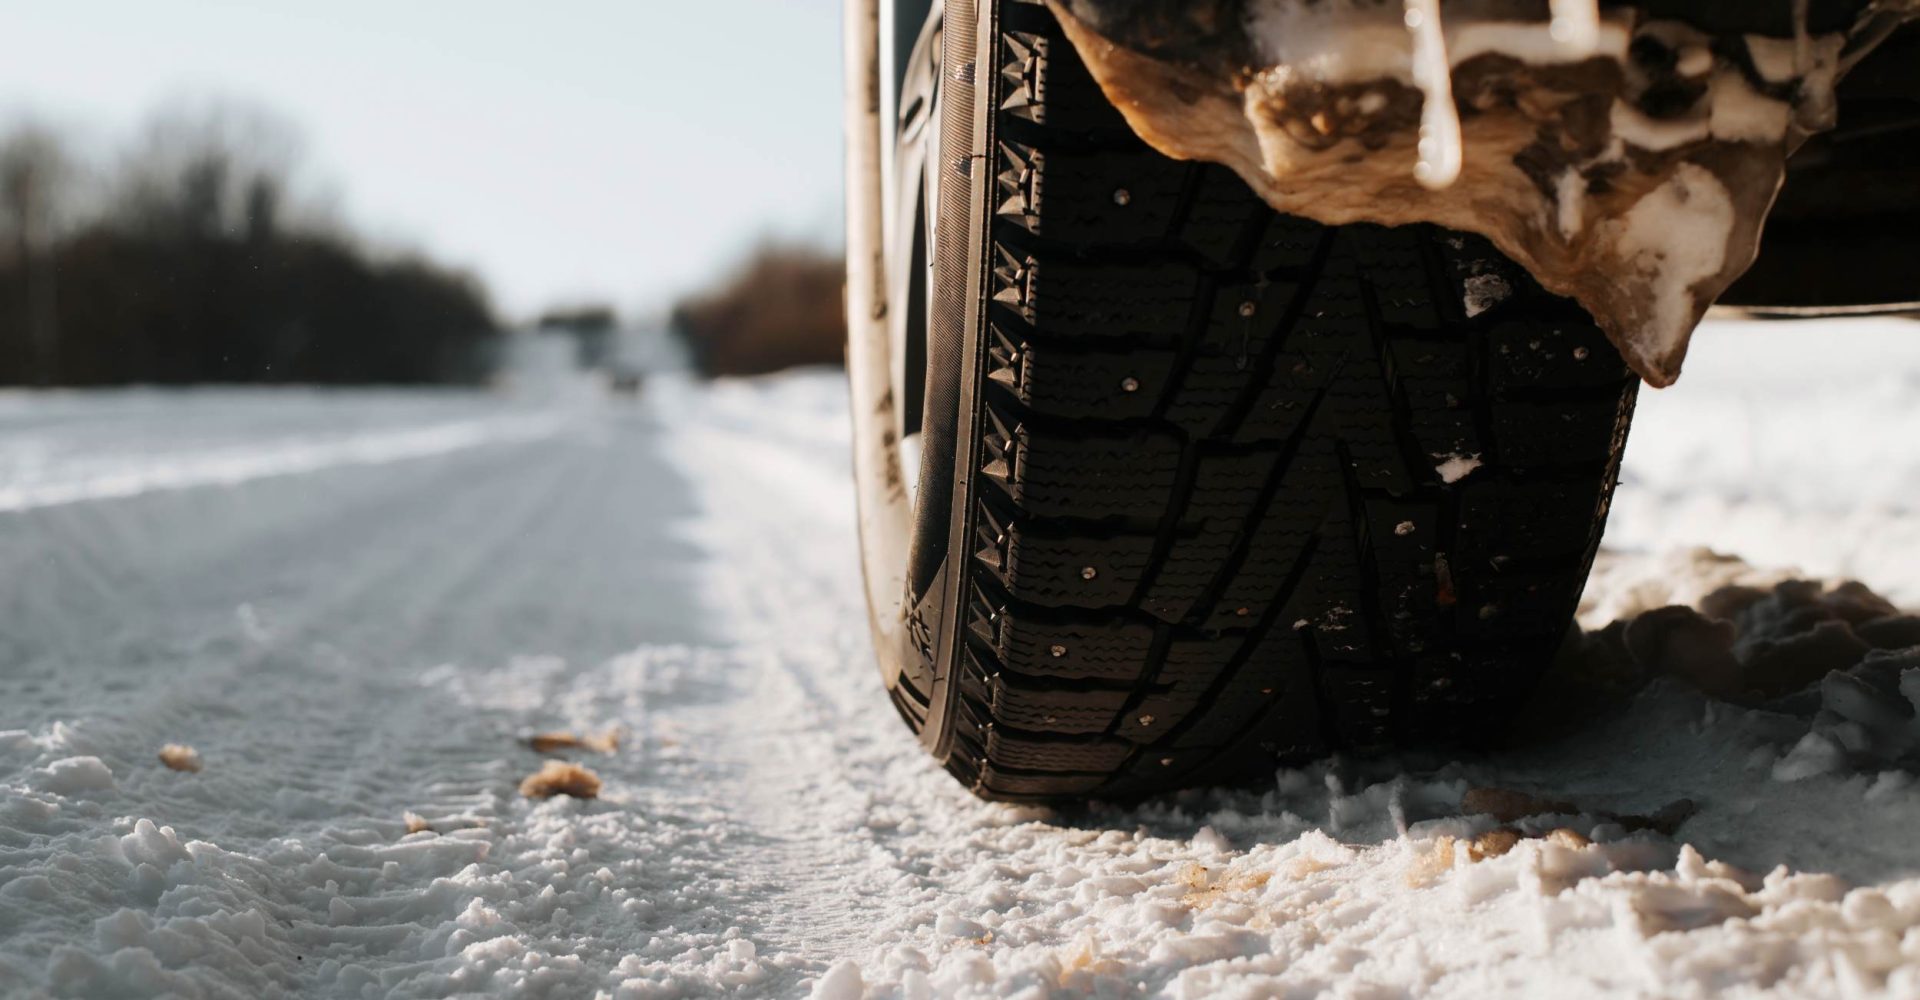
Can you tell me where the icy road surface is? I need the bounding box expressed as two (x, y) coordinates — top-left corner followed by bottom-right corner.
(4, 318), (1920, 998)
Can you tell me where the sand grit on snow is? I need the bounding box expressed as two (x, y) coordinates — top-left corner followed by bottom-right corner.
(517, 761), (604, 800)
(2, 317), (1920, 997)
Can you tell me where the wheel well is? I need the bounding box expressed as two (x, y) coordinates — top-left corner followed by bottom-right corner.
(1725, 22), (1920, 309)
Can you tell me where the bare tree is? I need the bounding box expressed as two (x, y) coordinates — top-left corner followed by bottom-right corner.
(0, 125), (73, 383)
(110, 99), (305, 239)
(0, 103), (499, 386)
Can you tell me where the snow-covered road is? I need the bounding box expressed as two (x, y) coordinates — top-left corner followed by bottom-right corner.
(3, 318), (1920, 998)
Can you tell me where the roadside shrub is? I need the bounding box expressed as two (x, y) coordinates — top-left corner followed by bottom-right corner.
(670, 242), (844, 377)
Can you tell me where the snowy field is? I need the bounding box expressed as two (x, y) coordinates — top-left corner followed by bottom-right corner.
(3, 317), (1920, 998)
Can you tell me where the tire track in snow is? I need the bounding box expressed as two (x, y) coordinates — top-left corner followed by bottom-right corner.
(0, 392), (745, 996)
(649, 406), (900, 963)
(0, 411), (567, 513)
(634, 375), (996, 979)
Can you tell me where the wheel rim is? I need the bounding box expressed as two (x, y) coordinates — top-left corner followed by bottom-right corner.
(845, 0), (941, 700)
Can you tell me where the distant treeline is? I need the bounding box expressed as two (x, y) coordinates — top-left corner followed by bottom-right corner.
(0, 106), (498, 386)
(671, 242), (844, 377)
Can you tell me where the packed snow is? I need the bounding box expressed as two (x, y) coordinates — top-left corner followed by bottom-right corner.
(3, 316), (1920, 998)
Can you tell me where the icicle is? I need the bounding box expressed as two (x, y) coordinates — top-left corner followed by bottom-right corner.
(1404, 0), (1462, 190)
(1548, 0), (1601, 56)
(1791, 0), (1837, 130)
(1793, 0), (1813, 75)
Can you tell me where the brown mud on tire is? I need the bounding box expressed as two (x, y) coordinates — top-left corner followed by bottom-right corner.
(1048, 0), (1915, 384)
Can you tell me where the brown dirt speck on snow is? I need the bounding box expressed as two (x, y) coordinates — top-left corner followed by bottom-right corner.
(525, 728), (621, 754)
(1469, 828), (1524, 861)
(157, 744), (202, 773)
(519, 759), (602, 799)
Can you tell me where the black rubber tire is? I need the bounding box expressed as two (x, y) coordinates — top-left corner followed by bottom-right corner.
(888, 0), (1639, 802)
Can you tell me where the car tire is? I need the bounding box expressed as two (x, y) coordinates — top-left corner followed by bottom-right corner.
(846, 0), (1640, 801)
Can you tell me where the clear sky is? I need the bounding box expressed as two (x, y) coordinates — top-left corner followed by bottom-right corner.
(0, 0), (846, 321)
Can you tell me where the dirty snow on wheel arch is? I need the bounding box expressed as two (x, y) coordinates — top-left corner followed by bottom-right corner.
(2, 315), (1920, 999)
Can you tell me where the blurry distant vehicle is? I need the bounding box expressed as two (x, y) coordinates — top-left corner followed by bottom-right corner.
(608, 366), (645, 397)
(843, 0), (1920, 801)
(537, 305), (619, 371)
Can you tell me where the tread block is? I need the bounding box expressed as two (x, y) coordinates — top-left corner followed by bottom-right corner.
(1193, 675), (1325, 763)
(1179, 165), (1271, 266)
(993, 328), (1170, 421)
(1138, 524), (1238, 624)
(1319, 666), (1396, 749)
(1154, 636), (1244, 697)
(1457, 480), (1606, 562)
(1248, 213), (1326, 274)
(1161, 278), (1309, 439)
(1347, 224), (1444, 330)
(1142, 449), (1291, 624)
(1454, 570), (1583, 639)
(1115, 693), (1199, 744)
(1385, 339), (1484, 461)
(1325, 365), (1418, 493)
(1179, 637), (1325, 769)
(1154, 649), (1296, 749)
(1277, 506), (1383, 666)
(1405, 646), (1537, 741)
(1111, 747), (1216, 784)
(996, 20), (1134, 137)
(997, 521), (1156, 608)
(1361, 498), (1446, 655)
(1233, 354), (1331, 446)
(978, 765), (1104, 797)
(986, 729), (1134, 771)
(1487, 318), (1632, 389)
(997, 141), (1186, 246)
(1491, 396), (1632, 468)
(997, 252), (1200, 344)
(990, 671), (1131, 734)
(990, 609), (1155, 682)
(1176, 450), (1339, 631)
(996, 416), (1182, 521)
